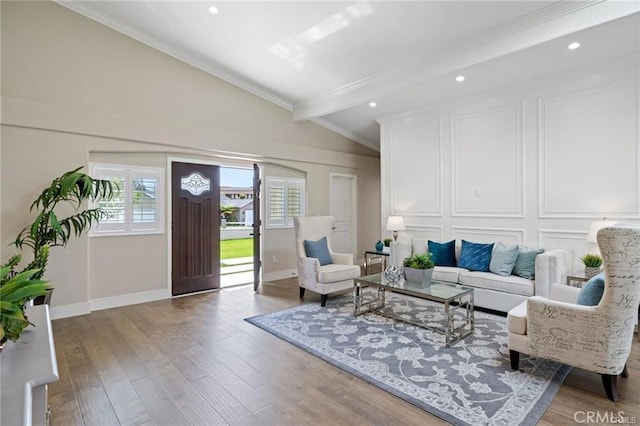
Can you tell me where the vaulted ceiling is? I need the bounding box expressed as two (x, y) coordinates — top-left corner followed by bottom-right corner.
(58, 1), (640, 151)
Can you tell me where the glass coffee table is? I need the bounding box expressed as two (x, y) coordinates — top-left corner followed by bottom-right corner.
(354, 273), (474, 347)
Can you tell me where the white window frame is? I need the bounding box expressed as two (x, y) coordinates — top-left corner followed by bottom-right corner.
(265, 176), (305, 229)
(89, 163), (165, 236)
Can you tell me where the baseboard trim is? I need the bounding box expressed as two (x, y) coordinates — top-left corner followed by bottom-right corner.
(263, 269), (298, 282)
(90, 289), (171, 312)
(50, 302), (91, 320)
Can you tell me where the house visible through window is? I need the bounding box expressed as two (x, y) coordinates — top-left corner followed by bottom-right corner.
(89, 164), (164, 236)
(266, 177), (305, 228)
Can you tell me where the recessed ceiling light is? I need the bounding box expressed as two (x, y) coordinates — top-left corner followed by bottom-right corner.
(208, 5), (219, 14)
(568, 42), (580, 50)
(369, 102), (377, 108)
(456, 75), (465, 82)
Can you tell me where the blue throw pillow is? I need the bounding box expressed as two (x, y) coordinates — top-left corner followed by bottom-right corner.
(577, 272), (605, 306)
(428, 240), (457, 267)
(489, 242), (520, 276)
(458, 240), (494, 272)
(304, 236), (333, 266)
(512, 247), (545, 279)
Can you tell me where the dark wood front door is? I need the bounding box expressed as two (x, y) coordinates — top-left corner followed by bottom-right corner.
(171, 162), (220, 296)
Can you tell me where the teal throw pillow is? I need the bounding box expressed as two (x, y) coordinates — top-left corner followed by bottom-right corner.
(577, 272), (605, 306)
(458, 240), (494, 272)
(489, 242), (520, 276)
(512, 247), (544, 279)
(304, 237), (333, 266)
(428, 240), (457, 267)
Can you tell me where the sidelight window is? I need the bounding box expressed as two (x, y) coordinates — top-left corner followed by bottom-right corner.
(266, 177), (305, 228)
(89, 163), (164, 236)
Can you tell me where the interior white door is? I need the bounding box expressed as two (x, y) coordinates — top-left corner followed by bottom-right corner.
(330, 174), (356, 256)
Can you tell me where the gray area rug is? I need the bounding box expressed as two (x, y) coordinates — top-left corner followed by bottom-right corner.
(246, 293), (571, 426)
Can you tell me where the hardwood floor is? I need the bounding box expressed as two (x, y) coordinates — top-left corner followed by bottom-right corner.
(50, 278), (640, 425)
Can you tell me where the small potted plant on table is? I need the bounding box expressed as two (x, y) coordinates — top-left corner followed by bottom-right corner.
(403, 253), (435, 286)
(580, 253), (603, 279)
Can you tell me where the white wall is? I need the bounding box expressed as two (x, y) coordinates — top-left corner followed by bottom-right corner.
(380, 56), (639, 275)
(0, 1), (380, 318)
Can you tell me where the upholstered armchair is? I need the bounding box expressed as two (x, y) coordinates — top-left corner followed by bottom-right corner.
(294, 216), (361, 306)
(507, 225), (640, 401)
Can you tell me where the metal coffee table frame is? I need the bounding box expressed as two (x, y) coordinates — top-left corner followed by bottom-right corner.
(354, 273), (475, 347)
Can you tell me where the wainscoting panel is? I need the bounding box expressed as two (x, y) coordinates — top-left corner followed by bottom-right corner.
(401, 225), (443, 242)
(539, 81), (639, 218)
(451, 104), (523, 217)
(389, 121), (442, 216)
(451, 226), (524, 245)
(538, 229), (589, 274)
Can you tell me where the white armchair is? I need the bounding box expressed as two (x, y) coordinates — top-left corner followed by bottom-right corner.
(507, 225), (640, 401)
(294, 216), (361, 306)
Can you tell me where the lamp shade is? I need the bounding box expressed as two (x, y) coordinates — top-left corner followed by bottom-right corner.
(386, 216), (406, 231)
(587, 219), (616, 243)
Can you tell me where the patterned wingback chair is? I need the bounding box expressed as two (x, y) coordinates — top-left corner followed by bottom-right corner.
(508, 225), (640, 401)
(294, 216), (361, 306)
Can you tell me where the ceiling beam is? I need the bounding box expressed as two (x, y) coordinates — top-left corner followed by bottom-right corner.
(292, 1), (640, 121)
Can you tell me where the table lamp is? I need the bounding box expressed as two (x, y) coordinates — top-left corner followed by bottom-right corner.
(386, 216), (406, 242)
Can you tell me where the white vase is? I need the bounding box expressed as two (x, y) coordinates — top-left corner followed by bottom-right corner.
(404, 267), (434, 286)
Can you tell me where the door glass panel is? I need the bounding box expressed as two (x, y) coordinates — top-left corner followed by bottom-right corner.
(181, 172), (211, 196)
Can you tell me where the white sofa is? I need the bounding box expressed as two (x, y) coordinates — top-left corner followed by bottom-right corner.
(390, 239), (569, 313)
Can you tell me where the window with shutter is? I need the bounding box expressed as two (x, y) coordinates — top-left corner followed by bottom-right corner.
(266, 177), (305, 228)
(90, 164), (164, 236)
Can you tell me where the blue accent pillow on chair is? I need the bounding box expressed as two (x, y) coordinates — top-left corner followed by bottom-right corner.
(458, 240), (494, 272)
(577, 272), (605, 306)
(428, 240), (457, 267)
(304, 237), (333, 266)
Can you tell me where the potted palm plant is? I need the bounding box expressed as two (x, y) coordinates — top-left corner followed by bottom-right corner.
(12, 167), (116, 304)
(403, 252), (435, 286)
(1, 254), (49, 346)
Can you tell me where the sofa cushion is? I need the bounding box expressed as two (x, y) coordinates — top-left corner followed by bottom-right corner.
(513, 247), (544, 279)
(318, 264), (361, 283)
(577, 272), (605, 306)
(304, 236), (333, 266)
(507, 301), (528, 335)
(458, 240), (494, 272)
(433, 266), (468, 283)
(459, 271), (534, 297)
(428, 240), (457, 267)
(489, 242), (520, 276)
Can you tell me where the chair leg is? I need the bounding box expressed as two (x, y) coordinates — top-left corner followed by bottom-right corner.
(601, 374), (619, 402)
(621, 364), (629, 378)
(299, 287), (305, 298)
(509, 350), (520, 370)
(320, 294), (328, 307)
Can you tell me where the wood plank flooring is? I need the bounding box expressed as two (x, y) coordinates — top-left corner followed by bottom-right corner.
(50, 278), (640, 425)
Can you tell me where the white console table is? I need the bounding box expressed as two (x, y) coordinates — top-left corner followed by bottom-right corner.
(1, 305), (59, 426)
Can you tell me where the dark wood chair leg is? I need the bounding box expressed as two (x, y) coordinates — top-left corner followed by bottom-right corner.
(320, 294), (328, 307)
(509, 350), (520, 370)
(299, 287), (306, 298)
(621, 364), (629, 378)
(601, 374), (619, 402)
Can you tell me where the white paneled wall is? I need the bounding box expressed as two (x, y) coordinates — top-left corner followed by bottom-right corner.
(380, 58), (639, 274)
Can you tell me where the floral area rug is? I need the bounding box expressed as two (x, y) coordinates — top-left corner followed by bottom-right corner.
(245, 293), (571, 426)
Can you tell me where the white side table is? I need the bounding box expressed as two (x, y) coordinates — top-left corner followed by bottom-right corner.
(1, 305), (59, 426)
